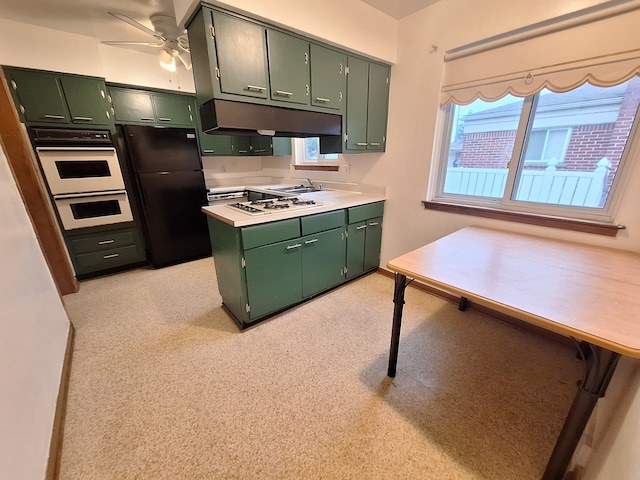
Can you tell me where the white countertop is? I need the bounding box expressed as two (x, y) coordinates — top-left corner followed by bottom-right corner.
(202, 189), (386, 227)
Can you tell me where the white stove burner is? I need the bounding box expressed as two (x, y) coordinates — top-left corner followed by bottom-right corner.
(226, 197), (324, 215)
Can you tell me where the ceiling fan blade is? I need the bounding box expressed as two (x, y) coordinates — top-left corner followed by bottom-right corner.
(176, 52), (192, 71)
(108, 12), (165, 41)
(102, 41), (164, 47)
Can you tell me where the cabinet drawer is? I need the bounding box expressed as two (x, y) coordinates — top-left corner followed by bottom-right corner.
(348, 202), (384, 224)
(301, 210), (345, 235)
(70, 230), (136, 254)
(75, 244), (142, 270)
(242, 218), (300, 249)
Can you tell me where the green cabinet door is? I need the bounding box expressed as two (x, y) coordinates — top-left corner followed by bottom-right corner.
(301, 227), (346, 297)
(60, 76), (111, 125)
(267, 29), (310, 105)
(6, 69), (68, 123)
(310, 44), (346, 111)
(363, 217), (383, 271)
(250, 136), (272, 155)
(153, 93), (195, 127)
(200, 133), (235, 155)
(212, 11), (270, 99)
(346, 221), (367, 279)
(366, 64), (390, 151)
(110, 88), (156, 124)
(244, 239), (303, 319)
(345, 57), (369, 151)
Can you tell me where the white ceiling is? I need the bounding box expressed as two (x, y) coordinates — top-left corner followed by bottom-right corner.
(0, 0), (439, 48)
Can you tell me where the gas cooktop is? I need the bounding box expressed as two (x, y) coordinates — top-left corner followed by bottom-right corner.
(225, 197), (324, 215)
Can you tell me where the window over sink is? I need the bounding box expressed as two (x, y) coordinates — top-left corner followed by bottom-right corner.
(293, 138), (339, 171)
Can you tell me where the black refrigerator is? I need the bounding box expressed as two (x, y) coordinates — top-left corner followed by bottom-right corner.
(120, 125), (211, 267)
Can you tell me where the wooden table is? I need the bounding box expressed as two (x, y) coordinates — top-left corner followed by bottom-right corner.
(386, 226), (640, 480)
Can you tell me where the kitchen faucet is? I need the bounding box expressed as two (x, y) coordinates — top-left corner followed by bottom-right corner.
(306, 177), (314, 188)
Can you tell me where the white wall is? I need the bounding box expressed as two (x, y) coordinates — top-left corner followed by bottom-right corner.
(174, 0), (398, 63)
(0, 142), (71, 479)
(0, 17), (194, 92)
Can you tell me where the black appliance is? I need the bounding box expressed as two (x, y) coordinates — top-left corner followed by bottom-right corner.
(120, 125), (211, 267)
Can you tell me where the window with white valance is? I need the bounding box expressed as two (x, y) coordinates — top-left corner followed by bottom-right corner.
(428, 0), (640, 235)
(440, 0), (640, 105)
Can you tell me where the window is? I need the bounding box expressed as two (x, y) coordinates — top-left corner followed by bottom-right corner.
(294, 138), (338, 164)
(432, 79), (640, 221)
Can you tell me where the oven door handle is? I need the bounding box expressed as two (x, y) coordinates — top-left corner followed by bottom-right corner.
(36, 147), (117, 152)
(53, 189), (127, 200)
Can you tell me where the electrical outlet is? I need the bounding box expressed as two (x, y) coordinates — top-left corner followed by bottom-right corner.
(344, 164), (352, 174)
(220, 164), (226, 173)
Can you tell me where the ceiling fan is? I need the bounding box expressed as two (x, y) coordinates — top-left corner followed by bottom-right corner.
(102, 12), (191, 71)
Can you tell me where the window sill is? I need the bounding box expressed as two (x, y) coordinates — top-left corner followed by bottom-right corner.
(292, 164), (339, 172)
(422, 201), (625, 237)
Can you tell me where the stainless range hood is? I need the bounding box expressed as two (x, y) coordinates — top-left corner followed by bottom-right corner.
(199, 99), (342, 137)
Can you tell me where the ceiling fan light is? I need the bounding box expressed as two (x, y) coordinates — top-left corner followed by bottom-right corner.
(158, 48), (176, 72)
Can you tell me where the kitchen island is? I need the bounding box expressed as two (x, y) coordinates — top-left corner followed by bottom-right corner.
(202, 187), (385, 328)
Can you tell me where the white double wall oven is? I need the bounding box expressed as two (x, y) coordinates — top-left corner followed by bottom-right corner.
(32, 128), (133, 231)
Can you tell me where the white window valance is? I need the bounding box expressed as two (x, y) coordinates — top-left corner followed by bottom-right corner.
(441, 0), (640, 105)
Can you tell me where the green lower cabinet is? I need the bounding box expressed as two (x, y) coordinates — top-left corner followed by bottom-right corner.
(302, 227), (346, 297)
(346, 202), (384, 279)
(245, 238), (303, 319)
(65, 227), (146, 277)
(207, 204), (381, 328)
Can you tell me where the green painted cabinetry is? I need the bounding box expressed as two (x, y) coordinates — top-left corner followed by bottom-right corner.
(64, 227), (146, 278)
(346, 202), (384, 279)
(4, 66), (113, 127)
(267, 29), (310, 106)
(109, 87), (195, 127)
(211, 10), (270, 100)
(344, 58), (390, 152)
(310, 44), (347, 112)
(206, 203), (382, 327)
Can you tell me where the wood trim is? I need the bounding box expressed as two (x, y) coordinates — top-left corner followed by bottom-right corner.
(292, 164), (340, 171)
(376, 268), (574, 348)
(0, 69), (78, 295)
(45, 323), (75, 480)
(422, 200), (624, 237)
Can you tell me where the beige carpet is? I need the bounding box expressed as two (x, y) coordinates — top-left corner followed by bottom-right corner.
(60, 258), (580, 479)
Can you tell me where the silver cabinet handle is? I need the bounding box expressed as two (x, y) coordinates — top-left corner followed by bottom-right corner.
(246, 85), (266, 92)
(304, 239), (318, 244)
(368, 222), (380, 226)
(44, 114), (66, 120)
(98, 240), (115, 245)
(158, 117), (172, 122)
(286, 243), (302, 250)
(370, 142), (381, 146)
(103, 253), (119, 259)
(315, 97), (331, 103)
(140, 117), (155, 121)
(356, 142), (368, 146)
(73, 116), (93, 121)
(203, 150), (215, 154)
(275, 90), (293, 97)
(356, 225), (367, 230)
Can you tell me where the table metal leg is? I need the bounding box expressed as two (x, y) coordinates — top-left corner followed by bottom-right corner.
(542, 342), (621, 480)
(388, 273), (408, 378)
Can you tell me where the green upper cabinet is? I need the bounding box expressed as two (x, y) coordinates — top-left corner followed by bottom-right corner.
(4, 67), (113, 126)
(60, 76), (111, 125)
(152, 93), (195, 127)
(267, 29), (310, 106)
(109, 88), (155, 124)
(109, 87), (195, 127)
(309, 44), (346, 112)
(345, 57), (369, 151)
(211, 11), (269, 100)
(344, 58), (390, 152)
(199, 133), (235, 156)
(366, 63), (391, 151)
